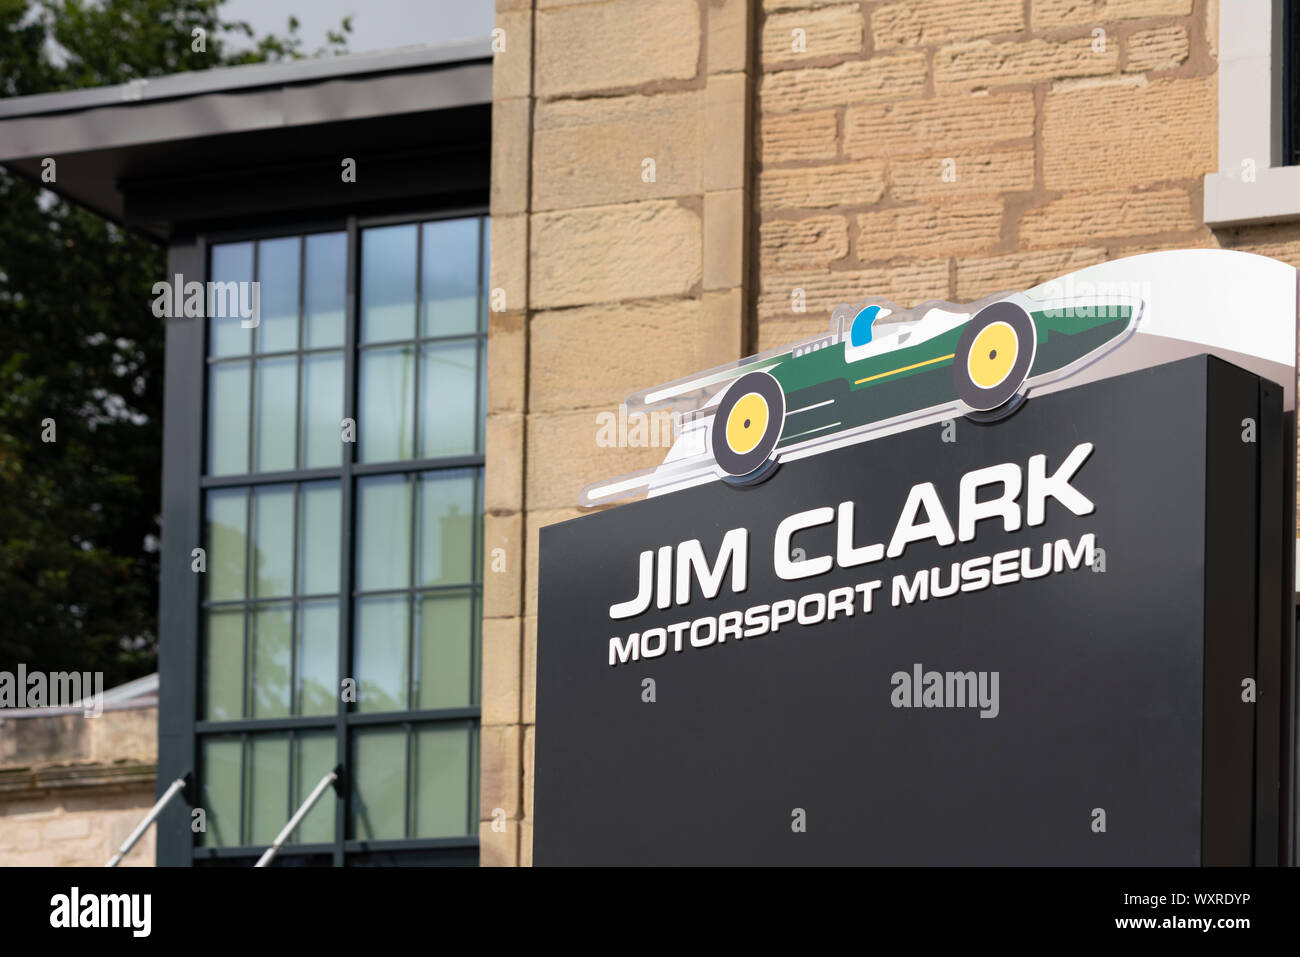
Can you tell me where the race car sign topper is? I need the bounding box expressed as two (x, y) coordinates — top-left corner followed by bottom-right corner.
(581, 249), (1298, 507)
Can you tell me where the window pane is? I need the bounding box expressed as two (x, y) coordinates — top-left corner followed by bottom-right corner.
(248, 735), (290, 845)
(293, 732), (337, 844)
(297, 599), (338, 717)
(301, 351), (343, 469)
(418, 470), (475, 587)
(357, 475), (411, 591)
(421, 218), (480, 337)
(252, 486), (295, 598)
(419, 340), (477, 458)
(416, 591), (473, 710)
(209, 242), (254, 357)
(256, 237), (300, 354)
(250, 603), (292, 718)
(204, 609), (244, 722)
(201, 737), (242, 847)
(472, 609), (482, 708)
(361, 224), (416, 343)
(352, 728), (407, 840)
(207, 361), (250, 475)
(254, 357), (298, 472)
(413, 724), (471, 838)
(206, 488), (247, 601)
(292, 733), (335, 842)
(305, 232), (347, 349)
(298, 482), (341, 596)
(359, 346), (415, 462)
(480, 217), (490, 331)
(354, 595), (409, 714)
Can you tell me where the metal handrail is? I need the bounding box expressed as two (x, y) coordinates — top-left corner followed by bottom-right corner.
(253, 768), (340, 868)
(105, 775), (188, 867)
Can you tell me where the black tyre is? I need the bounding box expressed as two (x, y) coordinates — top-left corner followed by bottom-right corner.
(711, 371), (785, 477)
(952, 300), (1037, 412)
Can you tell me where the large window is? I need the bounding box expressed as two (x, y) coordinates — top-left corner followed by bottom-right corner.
(194, 214), (487, 866)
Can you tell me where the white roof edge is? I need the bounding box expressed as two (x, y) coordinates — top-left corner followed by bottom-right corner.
(0, 672), (159, 719)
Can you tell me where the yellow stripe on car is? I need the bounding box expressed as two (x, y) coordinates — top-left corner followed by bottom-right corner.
(854, 353), (955, 386)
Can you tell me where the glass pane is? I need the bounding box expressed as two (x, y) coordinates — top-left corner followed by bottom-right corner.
(419, 340), (477, 458)
(354, 595), (409, 714)
(252, 485), (295, 598)
(201, 737), (242, 847)
(256, 237), (300, 354)
(478, 346), (486, 451)
(207, 361), (250, 476)
(250, 603), (292, 718)
(204, 609), (244, 722)
(357, 475), (411, 591)
(352, 728), (407, 840)
(301, 351), (343, 469)
(206, 488), (247, 601)
(472, 610), (482, 708)
(254, 357), (298, 472)
(480, 217), (490, 331)
(297, 599), (338, 717)
(248, 735), (290, 845)
(305, 232), (347, 349)
(413, 724), (471, 838)
(418, 470), (475, 587)
(359, 346), (415, 462)
(293, 732), (337, 844)
(421, 218), (480, 337)
(209, 242), (254, 357)
(361, 224), (416, 343)
(416, 591), (473, 710)
(298, 482), (341, 596)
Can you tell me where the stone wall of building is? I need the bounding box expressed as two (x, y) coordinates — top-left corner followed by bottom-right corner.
(488, 0), (1300, 865)
(0, 707), (158, 866)
(754, 0), (1296, 344)
(484, 0), (758, 867)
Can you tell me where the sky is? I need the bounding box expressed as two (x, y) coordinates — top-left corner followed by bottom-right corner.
(219, 0), (494, 56)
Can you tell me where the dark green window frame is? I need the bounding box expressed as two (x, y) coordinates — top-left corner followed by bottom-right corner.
(186, 208), (488, 867)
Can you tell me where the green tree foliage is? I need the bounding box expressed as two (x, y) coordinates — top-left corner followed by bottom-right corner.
(0, 0), (349, 686)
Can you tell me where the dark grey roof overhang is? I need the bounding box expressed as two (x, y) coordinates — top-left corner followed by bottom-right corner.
(0, 39), (493, 241)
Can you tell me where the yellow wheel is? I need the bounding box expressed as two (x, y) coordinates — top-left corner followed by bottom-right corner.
(953, 301), (1036, 412)
(711, 371), (785, 477)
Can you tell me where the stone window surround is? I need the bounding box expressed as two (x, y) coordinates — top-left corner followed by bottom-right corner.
(1204, 0), (1300, 226)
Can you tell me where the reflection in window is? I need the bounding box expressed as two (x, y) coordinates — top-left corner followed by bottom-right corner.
(361, 225), (418, 343)
(421, 218), (481, 336)
(351, 723), (477, 840)
(206, 233), (346, 476)
(359, 346), (415, 463)
(203, 481), (341, 721)
(353, 470), (480, 714)
(201, 732), (336, 848)
(357, 218), (486, 464)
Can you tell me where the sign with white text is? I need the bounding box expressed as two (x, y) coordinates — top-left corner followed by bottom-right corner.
(536, 356), (1283, 865)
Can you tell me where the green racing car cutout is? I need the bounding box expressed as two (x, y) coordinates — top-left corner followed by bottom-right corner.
(580, 291), (1141, 505)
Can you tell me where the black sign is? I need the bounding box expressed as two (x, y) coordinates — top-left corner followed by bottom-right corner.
(535, 356), (1284, 865)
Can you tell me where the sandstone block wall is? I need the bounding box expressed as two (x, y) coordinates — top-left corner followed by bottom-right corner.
(0, 707), (158, 867)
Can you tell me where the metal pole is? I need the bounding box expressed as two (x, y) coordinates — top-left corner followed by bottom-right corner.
(254, 769), (339, 868)
(106, 776), (188, 867)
